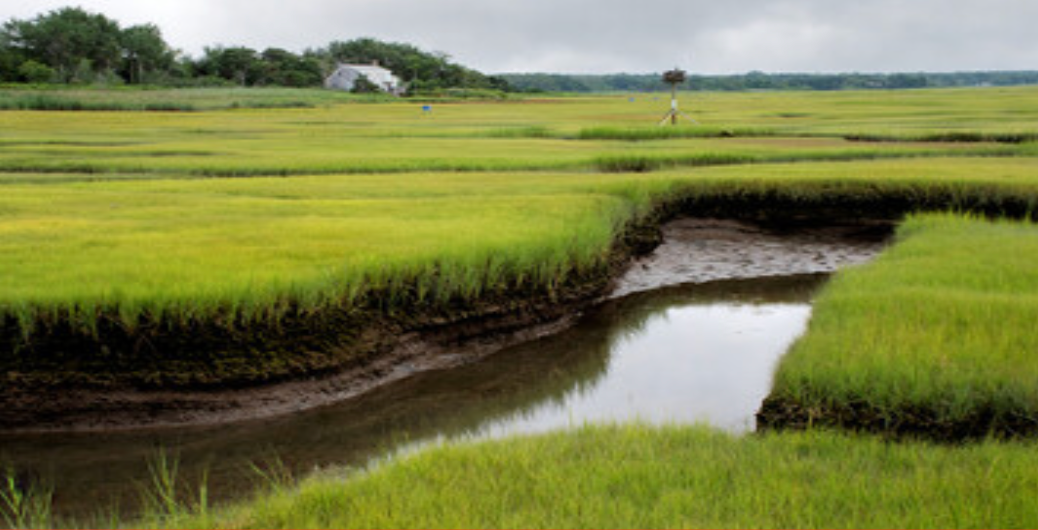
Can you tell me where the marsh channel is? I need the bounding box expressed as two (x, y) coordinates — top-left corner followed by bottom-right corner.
(0, 217), (891, 522)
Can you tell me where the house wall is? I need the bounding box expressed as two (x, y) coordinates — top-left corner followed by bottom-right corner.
(325, 68), (363, 91)
(324, 65), (402, 93)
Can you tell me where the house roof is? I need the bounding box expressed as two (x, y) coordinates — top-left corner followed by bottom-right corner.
(336, 64), (400, 86)
(341, 64), (393, 76)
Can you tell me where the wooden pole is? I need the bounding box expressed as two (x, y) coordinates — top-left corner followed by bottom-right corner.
(670, 83), (678, 125)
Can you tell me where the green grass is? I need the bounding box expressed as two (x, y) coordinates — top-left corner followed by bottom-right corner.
(762, 213), (1038, 438)
(3, 86), (1038, 528)
(4, 157), (1038, 339)
(5, 156), (1038, 339)
(0, 111), (1021, 177)
(161, 424), (1038, 529)
(0, 86), (392, 111)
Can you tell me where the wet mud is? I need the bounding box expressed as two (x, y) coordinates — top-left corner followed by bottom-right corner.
(0, 214), (893, 433)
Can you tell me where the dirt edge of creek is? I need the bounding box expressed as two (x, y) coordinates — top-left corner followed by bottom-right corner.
(2, 199), (902, 433)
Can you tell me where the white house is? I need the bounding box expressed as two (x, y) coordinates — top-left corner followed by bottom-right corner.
(324, 62), (403, 95)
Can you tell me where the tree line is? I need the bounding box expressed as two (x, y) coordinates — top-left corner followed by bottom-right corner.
(0, 6), (509, 93)
(500, 71), (1038, 93)
(4, 6), (1035, 94)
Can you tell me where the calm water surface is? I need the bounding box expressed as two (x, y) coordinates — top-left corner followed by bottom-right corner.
(0, 274), (824, 521)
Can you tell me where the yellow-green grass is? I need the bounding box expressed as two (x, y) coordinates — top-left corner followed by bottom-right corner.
(5, 86), (1038, 137)
(761, 213), (1038, 438)
(0, 186), (625, 335)
(5, 158), (1038, 338)
(2, 87), (1036, 179)
(2, 87), (1038, 528)
(0, 108), (1022, 176)
(0, 86), (390, 111)
(159, 424), (1038, 529)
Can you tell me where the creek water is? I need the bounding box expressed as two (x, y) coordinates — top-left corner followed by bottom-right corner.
(0, 218), (890, 522)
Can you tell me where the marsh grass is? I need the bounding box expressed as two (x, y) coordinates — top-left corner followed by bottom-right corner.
(4, 158), (1038, 340)
(162, 424), (1038, 529)
(577, 124), (777, 140)
(0, 133), (1021, 178)
(0, 467), (52, 529)
(0, 87), (383, 112)
(845, 131), (1038, 144)
(763, 214), (1038, 438)
(3, 89), (1038, 528)
(0, 94), (199, 112)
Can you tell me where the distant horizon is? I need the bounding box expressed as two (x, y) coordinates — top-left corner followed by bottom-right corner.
(2, 0), (1037, 75)
(493, 68), (1038, 76)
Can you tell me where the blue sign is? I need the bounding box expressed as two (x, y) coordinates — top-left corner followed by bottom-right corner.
(421, 105), (432, 112)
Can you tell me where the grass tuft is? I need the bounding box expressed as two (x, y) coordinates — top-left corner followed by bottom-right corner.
(761, 213), (1038, 439)
(162, 425), (1038, 529)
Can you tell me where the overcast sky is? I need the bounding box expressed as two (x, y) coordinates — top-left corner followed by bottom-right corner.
(3, 0), (1036, 74)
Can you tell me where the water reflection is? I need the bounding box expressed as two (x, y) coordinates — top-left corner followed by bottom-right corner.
(475, 274), (820, 436)
(0, 274), (824, 521)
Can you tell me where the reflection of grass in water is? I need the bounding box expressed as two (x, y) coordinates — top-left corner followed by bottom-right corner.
(598, 274), (827, 345)
(0, 307), (615, 524)
(164, 424), (1038, 528)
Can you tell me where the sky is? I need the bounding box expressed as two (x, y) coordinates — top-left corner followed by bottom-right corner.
(2, 0), (1037, 75)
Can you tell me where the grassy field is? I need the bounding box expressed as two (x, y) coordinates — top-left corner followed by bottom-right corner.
(159, 424), (1038, 529)
(4, 158), (1038, 339)
(3, 86), (1038, 527)
(0, 86), (392, 111)
(1, 87), (1038, 335)
(760, 213), (1038, 438)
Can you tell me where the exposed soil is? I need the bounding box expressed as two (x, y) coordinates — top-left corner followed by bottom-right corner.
(612, 217), (889, 298)
(0, 207), (894, 433)
(0, 273), (613, 433)
(756, 396), (1038, 442)
(0, 225), (644, 433)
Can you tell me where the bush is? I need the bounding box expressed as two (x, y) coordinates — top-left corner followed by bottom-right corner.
(350, 76), (381, 94)
(17, 60), (55, 84)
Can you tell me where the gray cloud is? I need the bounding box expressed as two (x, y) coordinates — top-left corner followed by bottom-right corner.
(3, 0), (1037, 73)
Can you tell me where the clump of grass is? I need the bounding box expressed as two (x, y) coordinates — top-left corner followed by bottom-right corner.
(760, 213), (1038, 439)
(0, 94), (198, 112)
(228, 100), (315, 110)
(485, 125), (557, 138)
(591, 145), (1020, 173)
(0, 94), (324, 112)
(845, 131), (1038, 144)
(594, 152), (755, 172)
(0, 467), (52, 529)
(165, 424), (1038, 529)
(577, 125), (777, 141)
(136, 449), (212, 528)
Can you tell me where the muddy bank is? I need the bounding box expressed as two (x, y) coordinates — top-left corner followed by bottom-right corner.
(612, 218), (889, 298)
(5, 274), (829, 522)
(0, 209), (893, 433)
(1, 220), (648, 432)
(0, 270), (613, 433)
(756, 397), (1038, 441)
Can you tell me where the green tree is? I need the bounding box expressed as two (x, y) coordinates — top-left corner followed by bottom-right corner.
(0, 45), (23, 82)
(197, 46), (259, 86)
(17, 59), (54, 83)
(256, 48), (322, 87)
(120, 24), (173, 84)
(1, 6), (122, 82)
